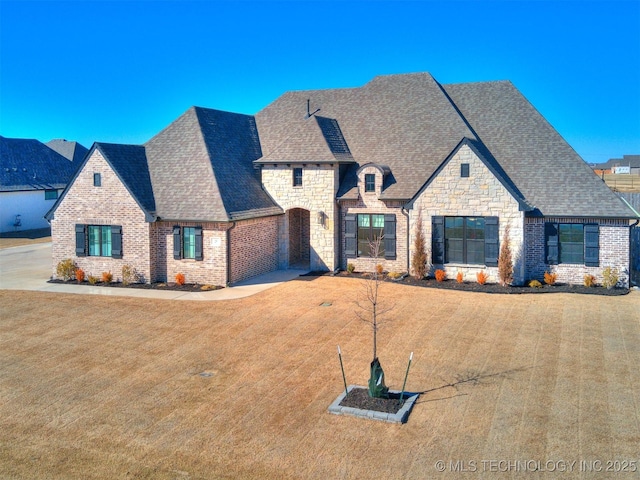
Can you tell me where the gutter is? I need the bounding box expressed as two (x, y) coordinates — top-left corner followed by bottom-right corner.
(226, 221), (236, 287)
(401, 206), (411, 274)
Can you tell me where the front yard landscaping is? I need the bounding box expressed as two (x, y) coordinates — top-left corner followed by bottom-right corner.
(1, 277), (639, 479)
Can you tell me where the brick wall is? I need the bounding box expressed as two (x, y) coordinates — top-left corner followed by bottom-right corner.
(229, 216), (280, 283)
(50, 150), (153, 282)
(525, 217), (632, 287)
(410, 144), (525, 284)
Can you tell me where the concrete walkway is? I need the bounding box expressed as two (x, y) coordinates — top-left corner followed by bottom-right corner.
(0, 242), (309, 300)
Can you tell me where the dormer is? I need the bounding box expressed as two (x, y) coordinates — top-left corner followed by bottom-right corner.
(356, 163), (391, 198)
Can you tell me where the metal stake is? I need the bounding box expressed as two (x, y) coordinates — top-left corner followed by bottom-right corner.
(399, 351), (414, 405)
(338, 345), (348, 397)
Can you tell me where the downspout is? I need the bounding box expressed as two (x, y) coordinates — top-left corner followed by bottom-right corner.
(618, 196), (639, 287)
(226, 221), (236, 287)
(401, 206), (411, 274)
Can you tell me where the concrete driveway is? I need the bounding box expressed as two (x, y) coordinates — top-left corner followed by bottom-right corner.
(0, 243), (306, 300)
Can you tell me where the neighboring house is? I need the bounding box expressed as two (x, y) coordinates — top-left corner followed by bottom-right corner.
(46, 73), (639, 287)
(592, 155), (640, 175)
(1, 136), (86, 233)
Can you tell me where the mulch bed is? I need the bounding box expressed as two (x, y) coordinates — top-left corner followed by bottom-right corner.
(318, 272), (631, 296)
(48, 279), (221, 292)
(339, 387), (408, 414)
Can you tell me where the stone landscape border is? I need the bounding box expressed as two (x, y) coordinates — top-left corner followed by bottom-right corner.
(328, 385), (420, 424)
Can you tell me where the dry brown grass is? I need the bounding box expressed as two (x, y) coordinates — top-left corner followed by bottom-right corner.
(0, 228), (51, 250)
(1, 278), (639, 479)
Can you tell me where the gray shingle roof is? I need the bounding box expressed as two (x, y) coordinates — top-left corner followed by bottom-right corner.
(45, 139), (88, 163)
(256, 73), (636, 218)
(145, 107), (281, 222)
(443, 80), (635, 218)
(1, 136), (79, 192)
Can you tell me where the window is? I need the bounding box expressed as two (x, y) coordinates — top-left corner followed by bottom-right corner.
(461, 163), (470, 178)
(432, 216), (498, 266)
(75, 224), (122, 258)
(545, 222), (598, 266)
(365, 174), (376, 192)
(293, 168), (303, 187)
(93, 173), (101, 187)
(173, 226), (203, 261)
(44, 189), (58, 200)
(345, 214), (396, 259)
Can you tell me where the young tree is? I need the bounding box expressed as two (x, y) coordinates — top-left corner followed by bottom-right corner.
(498, 223), (514, 286)
(412, 212), (427, 280)
(354, 235), (394, 398)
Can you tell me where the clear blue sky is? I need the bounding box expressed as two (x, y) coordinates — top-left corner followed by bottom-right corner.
(1, 0), (639, 164)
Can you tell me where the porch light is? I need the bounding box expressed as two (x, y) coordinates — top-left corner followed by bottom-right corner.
(317, 211), (325, 226)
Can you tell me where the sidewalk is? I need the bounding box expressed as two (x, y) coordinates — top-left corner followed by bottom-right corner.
(0, 243), (309, 300)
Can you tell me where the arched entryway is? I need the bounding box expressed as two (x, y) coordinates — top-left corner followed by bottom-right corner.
(288, 208), (310, 269)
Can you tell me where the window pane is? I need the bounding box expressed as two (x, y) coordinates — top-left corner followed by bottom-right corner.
(372, 215), (385, 228)
(101, 226), (112, 257)
(358, 215), (370, 227)
(466, 217), (485, 240)
(183, 227), (195, 259)
(559, 224), (584, 264)
(365, 174), (375, 192)
(467, 240), (485, 264)
(446, 239), (464, 263)
(88, 226), (100, 256)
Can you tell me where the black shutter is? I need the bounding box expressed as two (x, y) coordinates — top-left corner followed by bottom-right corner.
(75, 224), (86, 256)
(345, 215), (356, 258)
(383, 214), (396, 259)
(195, 226), (203, 261)
(432, 216), (445, 264)
(584, 224), (599, 267)
(545, 222), (559, 265)
(111, 225), (123, 259)
(484, 217), (499, 267)
(173, 226), (182, 260)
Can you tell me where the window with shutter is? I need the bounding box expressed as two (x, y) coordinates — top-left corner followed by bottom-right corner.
(111, 226), (123, 259)
(584, 224), (599, 267)
(484, 217), (499, 267)
(384, 214), (396, 259)
(173, 226), (182, 259)
(75, 224), (86, 256)
(432, 216), (445, 264)
(195, 227), (203, 261)
(345, 215), (356, 258)
(545, 222), (559, 265)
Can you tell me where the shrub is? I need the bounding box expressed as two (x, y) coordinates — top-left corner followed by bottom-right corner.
(412, 212), (428, 279)
(498, 223), (513, 286)
(602, 267), (619, 289)
(122, 264), (139, 286)
(544, 271), (558, 285)
(476, 270), (488, 285)
(200, 284), (218, 291)
(346, 263), (355, 274)
(175, 273), (186, 286)
(435, 269), (446, 282)
(387, 271), (402, 280)
(583, 274), (596, 288)
(375, 264), (384, 275)
(101, 271), (113, 284)
(56, 258), (77, 281)
(88, 275), (99, 285)
(75, 268), (85, 283)
(529, 279), (543, 288)
(456, 271), (464, 284)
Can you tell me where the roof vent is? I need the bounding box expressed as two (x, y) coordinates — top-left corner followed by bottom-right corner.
(305, 99), (320, 119)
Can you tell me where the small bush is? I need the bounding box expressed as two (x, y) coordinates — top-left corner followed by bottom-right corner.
(529, 279), (543, 288)
(476, 270), (488, 285)
(583, 274), (596, 288)
(346, 263), (356, 274)
(375, 264), (384, 275)
(602, 267), (619, 289)
(456, 271), (464, 284)
(434, 269), (446, 282)
(122, 264), (139, 286)
(544, 271), (558, 285)
(75, 268), (85, 283)
(101, 271), (113, 284)
(175, 273), (186, 286)
(88, 275), (99, 285)
(56, 258), (77, 281)
(387, 271), (402, 280)
(200, 284), (217, 291)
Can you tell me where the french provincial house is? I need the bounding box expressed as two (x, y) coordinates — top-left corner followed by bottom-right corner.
(46, 73), (639, 287)
(1, 136), (86, 233)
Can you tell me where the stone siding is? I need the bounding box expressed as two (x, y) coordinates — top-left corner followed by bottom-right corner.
(261, 165), (338, 271)
(525, 217), (631, 287)
(410, 144), (525, 284)
(50, 150), (153, 282)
